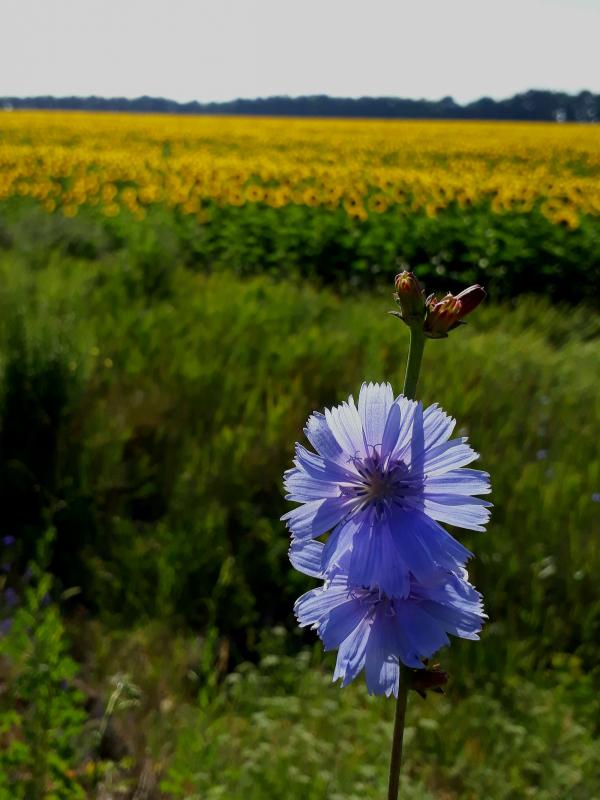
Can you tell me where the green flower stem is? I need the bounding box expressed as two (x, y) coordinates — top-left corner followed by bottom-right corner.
(402, 325), (426, 401)
(387, 323), (427, 800)
(387, 664), (411, 800)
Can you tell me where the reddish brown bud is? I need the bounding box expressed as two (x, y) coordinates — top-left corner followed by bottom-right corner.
(424, 284), (486, 338)
(455, 285), (487, 319)
(424, 294), (463, 338)
(393, 271), (425, 325)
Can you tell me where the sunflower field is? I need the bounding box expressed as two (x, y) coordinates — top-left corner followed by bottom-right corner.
(1, 111), (599, 298)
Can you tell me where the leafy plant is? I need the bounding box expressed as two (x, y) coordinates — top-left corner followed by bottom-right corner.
(0, 531), (86, 799)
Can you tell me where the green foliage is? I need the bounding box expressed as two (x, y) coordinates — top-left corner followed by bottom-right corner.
(0, 531), (86, 799)
(162, 649), (600, 799)
(0, 237), (597, 794)
(0, 254), (598, 678)
(1, 188), (598, 797)
(1, 198), (598, 301)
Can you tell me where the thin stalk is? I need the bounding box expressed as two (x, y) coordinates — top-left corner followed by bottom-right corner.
(402, 325), (426, 401)
(387, 665), (411, 800)
(387, 323), (427, 799)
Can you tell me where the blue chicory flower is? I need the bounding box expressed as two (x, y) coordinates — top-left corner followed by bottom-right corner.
(293, 542), (485, 696)
(282, 382), (491, 597)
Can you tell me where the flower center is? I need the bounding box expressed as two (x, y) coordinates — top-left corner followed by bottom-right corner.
(341, 451), (418, 515)
(363, 467), (397, 503)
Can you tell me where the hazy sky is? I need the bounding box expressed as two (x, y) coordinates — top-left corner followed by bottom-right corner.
(2, 0), (599, 103)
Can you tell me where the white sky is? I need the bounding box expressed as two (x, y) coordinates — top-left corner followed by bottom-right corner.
(1, 0), (599, 104)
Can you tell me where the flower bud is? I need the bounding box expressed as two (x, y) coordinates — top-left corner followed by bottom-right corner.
(455, 284), (487, 318)
(393, 271), (425, 325)
(424, 293), (462, 338)
(424, 284), (486, 338)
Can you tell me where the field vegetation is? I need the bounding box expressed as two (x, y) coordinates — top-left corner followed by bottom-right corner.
(0, 112), (598, 798)
(1, 112), (599, 298)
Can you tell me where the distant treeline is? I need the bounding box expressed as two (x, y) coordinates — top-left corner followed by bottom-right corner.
(2, 89), (599, 121)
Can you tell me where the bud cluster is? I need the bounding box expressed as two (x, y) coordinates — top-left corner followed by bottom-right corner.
(393, 271), (486, 338)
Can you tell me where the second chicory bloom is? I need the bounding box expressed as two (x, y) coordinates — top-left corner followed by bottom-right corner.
(293, 544), (485, 697)
(282, 382), (491, 597)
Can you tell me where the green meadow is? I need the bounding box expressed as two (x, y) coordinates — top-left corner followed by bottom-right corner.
(0, 211), (599, 797)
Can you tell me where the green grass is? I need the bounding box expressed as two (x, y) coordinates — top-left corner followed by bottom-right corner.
(162, 647), (600, 800)
(39, 622), (595, 799)
(0, 245), (598, 797)
(0, 251), (598, 670)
